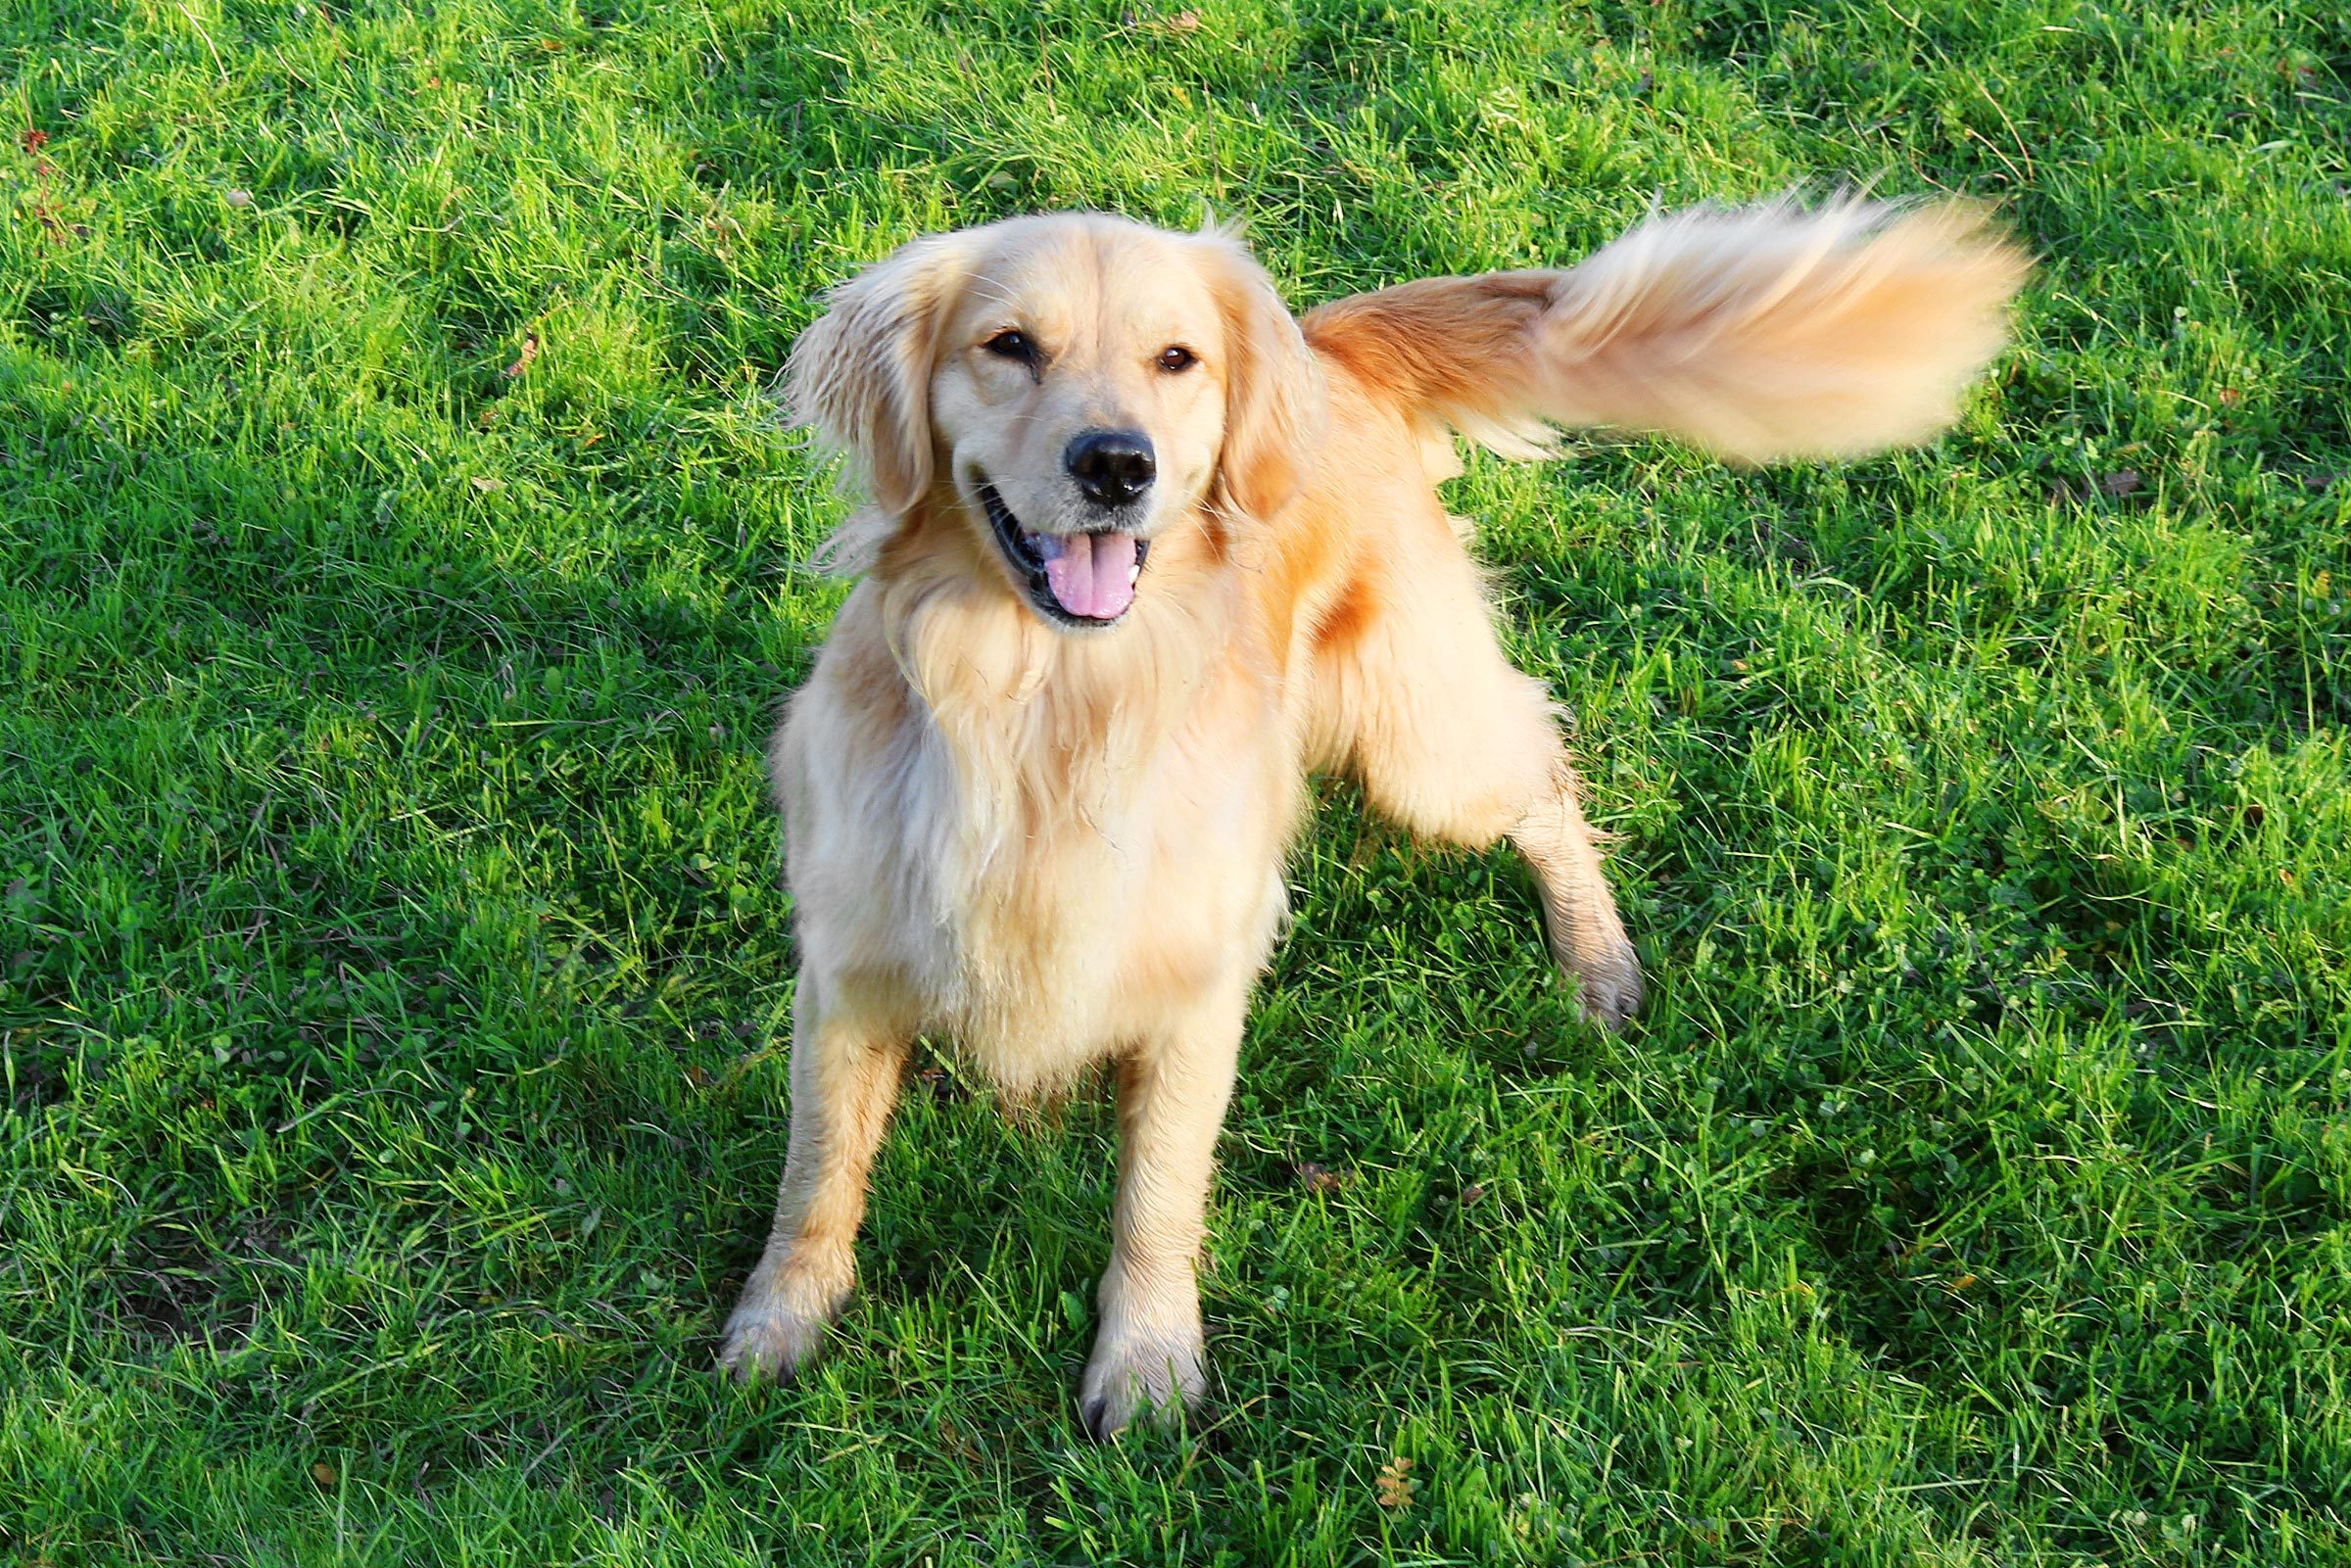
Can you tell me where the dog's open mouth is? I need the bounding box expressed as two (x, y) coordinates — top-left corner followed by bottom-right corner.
(979, 481), (1151, 628)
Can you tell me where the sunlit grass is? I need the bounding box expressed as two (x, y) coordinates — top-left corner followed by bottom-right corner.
(4, 0), (2348, 1561)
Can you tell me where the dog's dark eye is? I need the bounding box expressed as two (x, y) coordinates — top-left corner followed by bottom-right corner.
(1157, 345), (1198, 373)
(984, 329), (1037, 363)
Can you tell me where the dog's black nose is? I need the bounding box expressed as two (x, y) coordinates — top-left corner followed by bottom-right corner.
(1065, 429), (1156, 506)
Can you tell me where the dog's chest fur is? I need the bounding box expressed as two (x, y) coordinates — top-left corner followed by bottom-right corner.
(778, 582), (1298, 1092)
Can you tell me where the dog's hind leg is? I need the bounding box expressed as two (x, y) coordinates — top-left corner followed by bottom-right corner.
(718, 977), (912, 1382)
(1309, 506), (1641, 1029)
(1079, 973), (1252, 1439)
(1507, 767), (1642, 1029)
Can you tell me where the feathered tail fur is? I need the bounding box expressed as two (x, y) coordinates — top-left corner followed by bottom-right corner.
(1299, 196), (2030, 465)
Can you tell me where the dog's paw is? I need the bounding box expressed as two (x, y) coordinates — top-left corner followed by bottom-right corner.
(1540, 905), (1642, 1031)
(715, 1301), (830, 1385)
(1566, 934), (1643, 1032)
(1079, 1321), (1206, 1441)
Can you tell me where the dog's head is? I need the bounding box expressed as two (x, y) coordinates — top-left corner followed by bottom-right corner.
(788, 214), (1323, 631)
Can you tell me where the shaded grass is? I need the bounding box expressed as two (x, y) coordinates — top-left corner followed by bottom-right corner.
(4, 0), (2350, 1562)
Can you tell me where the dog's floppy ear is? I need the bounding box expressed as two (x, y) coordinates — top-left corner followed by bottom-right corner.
(787, 231), (973, 524)
(1193, 230), (1326, 522)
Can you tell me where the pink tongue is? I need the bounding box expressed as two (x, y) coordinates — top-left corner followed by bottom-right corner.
(1041, 531), (1138, 620)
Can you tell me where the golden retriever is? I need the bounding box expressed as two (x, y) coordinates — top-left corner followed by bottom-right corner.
(717, 198), (2027, 1437)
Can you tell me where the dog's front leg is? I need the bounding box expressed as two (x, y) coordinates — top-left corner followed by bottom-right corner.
(1080, 977), (1249, 1439)
(718, 978), (910, 1383)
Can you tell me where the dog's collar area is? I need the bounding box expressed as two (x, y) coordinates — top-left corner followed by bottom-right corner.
(976, 479), (1151, 630)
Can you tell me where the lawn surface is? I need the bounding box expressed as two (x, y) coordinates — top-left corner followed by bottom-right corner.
(5, 1), (2351, 1562)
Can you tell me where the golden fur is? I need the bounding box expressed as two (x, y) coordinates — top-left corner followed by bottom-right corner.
(717, 199), (2028, 1436)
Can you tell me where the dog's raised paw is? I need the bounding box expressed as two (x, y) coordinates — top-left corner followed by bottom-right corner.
(1079, 1323), (1206, 1440)
(715, 1303), (828, 1385)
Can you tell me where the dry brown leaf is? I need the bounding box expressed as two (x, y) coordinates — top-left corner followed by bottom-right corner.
(1295, 1161), (1343, 1195)
(1376, 1455), (1417, 1510)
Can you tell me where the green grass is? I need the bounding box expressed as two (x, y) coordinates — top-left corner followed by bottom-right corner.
(4, 0), (2349, 1560)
